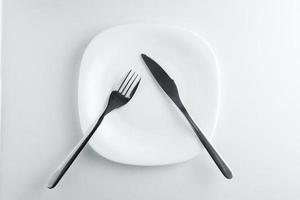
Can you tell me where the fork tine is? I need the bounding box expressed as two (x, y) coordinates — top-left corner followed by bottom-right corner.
(118, 70), (132, 92)
(124, 73), (138, 96)
(129, 78), (141, 98)
(121, 71), (135, 93)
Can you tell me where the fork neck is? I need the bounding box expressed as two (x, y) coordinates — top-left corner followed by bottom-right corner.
(93, 111), (107, 131)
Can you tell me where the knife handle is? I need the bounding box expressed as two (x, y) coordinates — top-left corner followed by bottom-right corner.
(181, 107), (233, 179)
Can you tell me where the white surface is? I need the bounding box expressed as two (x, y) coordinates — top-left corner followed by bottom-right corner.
(78, 24), (220, 166)
(1, 0), (300, 199)
(0, 0), (2, 148)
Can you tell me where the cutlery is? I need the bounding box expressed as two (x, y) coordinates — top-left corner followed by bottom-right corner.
(141, 54), (232, 179)
(48, 70), (141, 189)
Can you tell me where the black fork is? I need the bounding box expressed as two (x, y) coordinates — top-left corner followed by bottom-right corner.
(48, 70), (141, 189)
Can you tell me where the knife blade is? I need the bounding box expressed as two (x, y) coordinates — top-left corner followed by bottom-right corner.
(141, 54), (183, 108)
(141, 53), (232, 179)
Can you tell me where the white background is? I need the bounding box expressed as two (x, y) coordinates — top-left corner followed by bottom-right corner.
(1, 0), (300, 199)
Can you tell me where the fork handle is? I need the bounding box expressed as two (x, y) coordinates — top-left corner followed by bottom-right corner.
(47, 112), (106, 189)
(181, 108), (233, 179)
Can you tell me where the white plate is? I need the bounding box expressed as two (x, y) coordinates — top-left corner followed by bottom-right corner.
(78, 24), (220, 166)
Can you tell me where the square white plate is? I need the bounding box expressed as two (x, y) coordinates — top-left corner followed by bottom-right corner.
(78, 24), (220, 166)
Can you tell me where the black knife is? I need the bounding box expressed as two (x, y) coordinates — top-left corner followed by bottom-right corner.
(141, 53), (232, 179)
